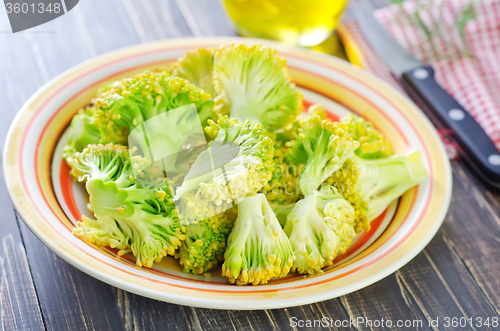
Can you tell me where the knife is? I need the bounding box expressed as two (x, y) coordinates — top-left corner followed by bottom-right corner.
(354, 1), (500, 188)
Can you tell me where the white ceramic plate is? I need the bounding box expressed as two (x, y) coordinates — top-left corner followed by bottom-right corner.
(3, 37), (451, 309)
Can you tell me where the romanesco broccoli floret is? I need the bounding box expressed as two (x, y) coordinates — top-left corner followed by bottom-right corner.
(74, 179), (185, 268)
(287, 116), (359, 195)
(170, 48), (215, 95)
(354, 150), (428, 220)
(63, 105), (103, 160)
(262, 140), (300, 207)
(222, 194), (295, 285)
(263, 105), (327, 209)
(174, 115), (274, 222)
(324, 159), (369, 233)
(213, 44), (303, 131)
(65, 46), (429, 286)
(178, 207), (237, 274)
(283, 186), (356, 275)
(305, 104), (327, 120)
(75, 214), (132, 253)
(323, 114), (395, 232)
(277, 104), (327, 143)
(324, 151), (428, 232)
(67, 143), (166, 189)
(94, 71), (214, 139)
(67, 143), (133, 187)
(341, 114), (393, 159)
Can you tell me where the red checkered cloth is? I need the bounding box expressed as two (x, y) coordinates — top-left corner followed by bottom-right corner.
(338, 0), (500, 159)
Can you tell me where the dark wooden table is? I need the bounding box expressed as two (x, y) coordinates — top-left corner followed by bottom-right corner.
(1, 0), (500, 330)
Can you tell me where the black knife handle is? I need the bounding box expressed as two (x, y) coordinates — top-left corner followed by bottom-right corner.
(401, 66), (500, 187)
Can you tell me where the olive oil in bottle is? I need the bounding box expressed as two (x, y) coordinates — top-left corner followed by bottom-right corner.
(222, 0), (349, 46)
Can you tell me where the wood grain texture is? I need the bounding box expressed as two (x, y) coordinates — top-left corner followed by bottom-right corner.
(0, 12), (45, 331)
(0, 9), (129, 331)
(0, 184), (45, 331)
(397, 232), (499, 330)
(440, 161), (500, 313)
(0, 0), (499, 330)
(20, 219), (198, 331)
(1, 2), (197, 331)
(19, 222), (127, 331)
(0, 233), (44, 331)
(341, 274), (431, 331)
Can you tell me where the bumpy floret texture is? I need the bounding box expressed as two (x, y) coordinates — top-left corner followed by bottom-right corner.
(262, 140), (300, 206)
(75, 215), (126, 249)
(213, 44), (302, 131)
(222, 194), (295, 285)
(287, 116), (359, 195)
(68, 143), (133, 186)
(283, 186), (356, 275)
(63, 105), (102, 160)
(178, 207), (236, 274)
(94, 71), (214, 141)
(324, 159), (369, 233)
(341, 114), (393, 159)
(174, 115), (274, 222)
(263, 105), (327, 213)
(170, 48), (216, 95)
(66, 45), (430, 285)
(277, 104), (327, 144)
(74, 179), (185, 268)
(64, 71), (214, 164)
(68, 143), (166, 189)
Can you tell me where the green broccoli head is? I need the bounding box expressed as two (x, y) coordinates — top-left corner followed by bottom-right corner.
(213, 44), (303, 131)
(127, 102), (208, 178)
(174, 115), (274, 222)
(320, 186), (357, 254)
(340, 114), (393, 159)
(170, 48), (215, 95)
(73, 215), (131, 253)
(177, 207), (236, 275)
(63, 106), (103, 160)
(287, 116), (359, 196)
(67, 143), (166, 190)
(68, 143), (134, 187)
(74, 179), (185, 268)
(283, 186), (356, 275)
(324, 159), (369, 233)
(94, 71), (214, 139)
(354, 150), (428, 220)
(222, 194), (295, 285)
(276, 104), (327, 144)
(262, 138), (300, 206)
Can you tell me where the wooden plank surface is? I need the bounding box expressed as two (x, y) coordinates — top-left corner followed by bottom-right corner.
(0, 0), (499, 330)
(0, 9), (48, 331)
(1, 1), (199, 330)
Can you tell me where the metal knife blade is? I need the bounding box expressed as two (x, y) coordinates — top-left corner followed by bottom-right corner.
(353, 0), (500, 188)
(354, 2), (422, 77)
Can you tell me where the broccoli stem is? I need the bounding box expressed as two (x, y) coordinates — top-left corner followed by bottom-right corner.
(223, 194), (294, 285)
(354, 150), (428, 220)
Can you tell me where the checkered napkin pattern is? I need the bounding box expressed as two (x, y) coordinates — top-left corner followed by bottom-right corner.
(339, 0), (500, 159)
